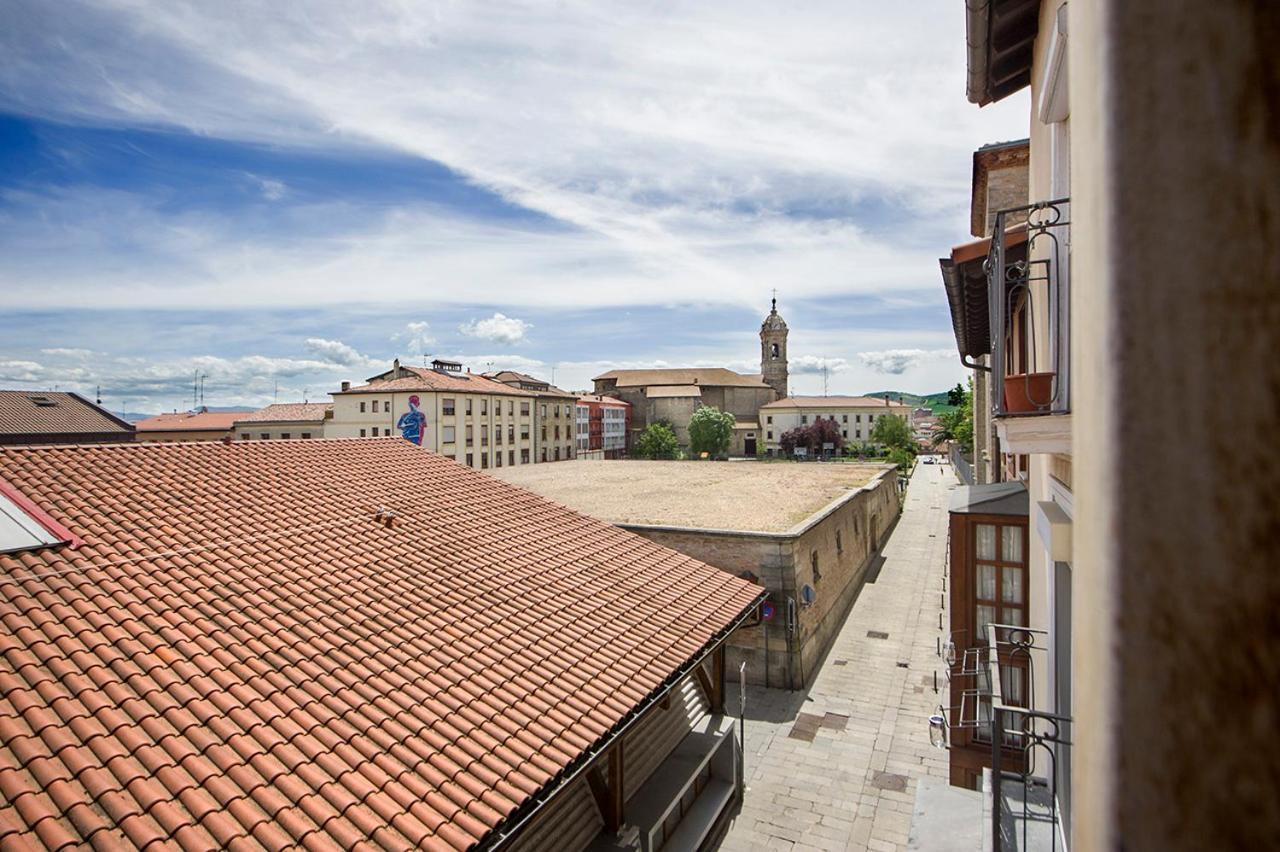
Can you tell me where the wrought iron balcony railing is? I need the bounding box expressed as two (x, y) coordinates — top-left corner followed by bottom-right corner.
(987, 199), (1071, 417)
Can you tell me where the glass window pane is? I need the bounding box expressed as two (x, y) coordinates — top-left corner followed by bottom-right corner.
(1003, 666), (1026, 706)
(976, 605), (996, 641)
(976, 525), (997, 560)
(1002, 526), (1023, 562)
(978, 564), (997, 600)
(1003, 607), (1025, 627)
(1002, 567), (1024, 604)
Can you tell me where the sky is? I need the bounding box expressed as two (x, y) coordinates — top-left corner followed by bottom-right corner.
(0, 1), (1028, 414)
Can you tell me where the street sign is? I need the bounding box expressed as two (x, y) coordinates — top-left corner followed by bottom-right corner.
(761, 601), (775, 621)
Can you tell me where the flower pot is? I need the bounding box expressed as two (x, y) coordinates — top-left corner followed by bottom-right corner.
(1003, 372), (1056, 413)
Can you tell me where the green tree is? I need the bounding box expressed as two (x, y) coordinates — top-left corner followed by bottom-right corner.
(887, 447), (915, 472)
(634, 422), (679, 460)
(687, 406), (735, 457)
(870, 413), (913, 451)
(947, 382), (966, 407)
(934, 380), (975, 452)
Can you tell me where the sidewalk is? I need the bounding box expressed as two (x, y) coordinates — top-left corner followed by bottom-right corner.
(718, 463), (955, 851)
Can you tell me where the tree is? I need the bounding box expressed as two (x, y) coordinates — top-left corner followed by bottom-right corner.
(778, 417), (844, 457)
(947, 382), (966, 408)
(634, 422), (679, 459)
(870, 413), (913, 451)
(934, 380), (975, 453)
(688, 406), (735, 457)
(887, 447), (915, 472)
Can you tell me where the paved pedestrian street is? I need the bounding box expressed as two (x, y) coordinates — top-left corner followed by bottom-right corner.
(718, 462), (957, 851)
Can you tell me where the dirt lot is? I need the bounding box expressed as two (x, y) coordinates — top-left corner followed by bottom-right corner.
(492, 459), (884, 532)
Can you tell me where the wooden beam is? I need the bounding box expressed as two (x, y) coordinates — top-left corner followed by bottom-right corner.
(711, 644), (726, 715)
(607, 742), (625, 833)
(585, 765), (610, 821)
(693, 661), (715, 704)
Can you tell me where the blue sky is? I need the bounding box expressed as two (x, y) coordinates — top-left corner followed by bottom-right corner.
(0, 0), (1027, 414)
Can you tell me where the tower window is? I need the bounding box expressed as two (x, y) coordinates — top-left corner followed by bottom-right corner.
(770, 343), (779, 359)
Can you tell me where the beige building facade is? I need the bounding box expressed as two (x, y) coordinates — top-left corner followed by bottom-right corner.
(484, 370), (577, 462)
(759, 396), (913, 453)
(328, 359), (537, 470)
(233, 402), (331, 440)
(940, 1), (1280, 848)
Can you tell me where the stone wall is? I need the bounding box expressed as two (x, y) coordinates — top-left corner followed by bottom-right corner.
(621, 466), (900, 688)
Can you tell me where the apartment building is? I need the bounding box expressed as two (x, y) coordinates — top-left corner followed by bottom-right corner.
(936, 2), (1280, 849)
(484, 370), (577, 462)
(233, 402), (331, 440)
(0, 390), (135, 445)
(577, 394), (630, 459)
(759, 395), (913, 454)
(328, 359), (536, 470)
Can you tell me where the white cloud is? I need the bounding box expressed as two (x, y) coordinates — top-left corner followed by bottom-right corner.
(39, 348), (94, 358)
(459, 313), (532, 345)
(249, 174), (287, 201)
(789, 355), (850, 375)
(0, 1), (1028, 312)
(0, 360), (46, 383)
(857, 348), (954, 375)
(303, 337), (377, 367)
(391, 321), (435, 356)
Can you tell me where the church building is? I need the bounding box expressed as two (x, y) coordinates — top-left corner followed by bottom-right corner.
(592, 300), (790, 455)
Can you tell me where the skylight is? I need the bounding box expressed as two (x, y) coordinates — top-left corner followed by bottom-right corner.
(0, 485), (70, 555)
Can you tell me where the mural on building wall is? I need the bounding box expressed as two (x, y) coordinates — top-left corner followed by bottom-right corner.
(397, 395), (427, 445)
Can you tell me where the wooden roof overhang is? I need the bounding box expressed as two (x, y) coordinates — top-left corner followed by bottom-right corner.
(966, 0), (1042, 106)
(940, 229), (1028, 365)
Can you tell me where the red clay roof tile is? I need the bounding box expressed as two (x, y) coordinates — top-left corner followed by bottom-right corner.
(0, 438), (762, 850)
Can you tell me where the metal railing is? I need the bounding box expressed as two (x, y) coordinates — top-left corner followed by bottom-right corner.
(951, 446), (975, 485)
(987, 199), (1071, 417)
(985, 625), (1072, 852)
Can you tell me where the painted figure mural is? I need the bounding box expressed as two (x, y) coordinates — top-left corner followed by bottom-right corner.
(397, 395), (427, 445)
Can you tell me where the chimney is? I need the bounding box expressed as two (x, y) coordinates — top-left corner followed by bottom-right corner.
(341, 381), (351, 392)
(392, 358), (402, 379)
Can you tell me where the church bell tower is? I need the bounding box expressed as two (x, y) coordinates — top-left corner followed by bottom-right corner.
(760, 297), (789, 399)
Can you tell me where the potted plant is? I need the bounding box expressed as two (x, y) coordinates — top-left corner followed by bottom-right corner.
(1003, 372), (1056, 413)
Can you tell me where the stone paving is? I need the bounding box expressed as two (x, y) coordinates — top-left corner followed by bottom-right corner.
(717, 462), (956, 851)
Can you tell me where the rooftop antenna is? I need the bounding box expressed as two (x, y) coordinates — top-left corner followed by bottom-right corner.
(821, 360), (829, 397)
(193, 370), (199, 410)
(95, 385), (102, 405)
(198, 373), (208, 407)
(274, 380), (279, 403)
(303, 388), (308, 404)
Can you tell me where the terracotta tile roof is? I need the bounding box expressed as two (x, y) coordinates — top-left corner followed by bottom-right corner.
(577, 395), (630, 409)
(343, 367), (535, 398)
(134, 410), (253, 433)
(482, 373), (577, 400)
(592, 368), (771, 389)
(0, 391), (134, 440)
(233, 403), (332, 425)
(760, 395), (913, 411)
(0, 439), (762, 850)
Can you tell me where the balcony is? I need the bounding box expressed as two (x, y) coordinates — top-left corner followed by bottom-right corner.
(940, 199), (1071, 456)
(987, 200), (1071, 454)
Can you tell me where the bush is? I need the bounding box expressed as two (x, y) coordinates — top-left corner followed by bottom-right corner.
(887, 447), (915, 471)
(634, 422), (679, 459)
(870, 413), (913, 451)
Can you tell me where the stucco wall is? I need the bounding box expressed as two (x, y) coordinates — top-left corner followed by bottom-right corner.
(621, 467), (900, 688)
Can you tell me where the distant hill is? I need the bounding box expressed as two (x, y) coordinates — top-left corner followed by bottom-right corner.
(864, 390), (960, 414)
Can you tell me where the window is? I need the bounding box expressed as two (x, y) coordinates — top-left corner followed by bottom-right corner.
(384, 401), (392, 413)
(482, 399), (488, 415)
(554, 447), (560, 461)
(842, 414), (848, 423)
(496, 453), (503, 468)
(371, 427), (379, 437)
(281, 432), (291, 440)
(301, 432), (311, 439)
(260, 433), (270, 440)
(466, 425), (474, 446)
(481, 429), (489, 446)
(554, 425), (560, 440)
(496, 426), (503, 445)
(360, 401), (366, 413)
(508, 425), (515, 443)
(766, 415), (772, 424)
(241, 433), (250, 440)
(842, 430), (848, 438)
(360, 428), (367, 437)
(973, 523), (1027, 642)
(541, 404), (547, 418)
(811, 551), (821, 584)
(541, 449), (547, 461)
(541, 425), (547, 440)
(508, 401), (514, 416)
(855, 414), (861, 423)
(443, 426), (456, 443)
(508, 450), (515, 466)
(521, 449), (530, 463)
(466, 398), (473, 415)
(767, 431), (773, 440)
(521, 425), (529, 439)
(521, 402), (530, 416)
(443, 398), (455, 415)
(481, 454), (488, 469)
(466, 453), (474, 467)
(800, 415), (808, 424)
